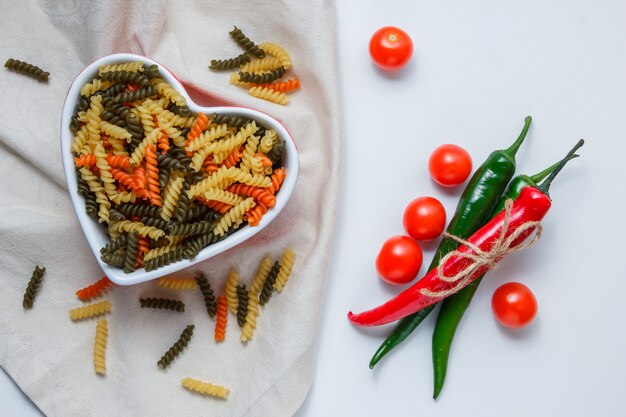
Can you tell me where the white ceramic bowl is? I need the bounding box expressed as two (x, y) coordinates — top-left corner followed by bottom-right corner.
(61, 53), (299, 285)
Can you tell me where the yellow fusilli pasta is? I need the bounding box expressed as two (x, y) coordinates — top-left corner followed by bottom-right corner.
(258, 129), (278, 154)
(226, 270), (239, 315)
(80, 79), (114, 97)
(229, 168), (272, 188)
(85, 95), (103, 146)
(157, 277), (198, 290)
(202, 188), (243, 206)
(143, 237), (184, 262)
(98, 61), (144, 75)
(188, 166), (236, 198)
(274, 248), (296, 292)
(240, 295), (259, 342)
(160, 176), (185, 221)
(248, 86), (289, 106)
(213, 197), (256, 236)
(93, 318), (108, 375)
(94, 143), (117, 198)
(259, 42), (292, 69)
(181, 378), (229, 399)
(186, 124), (229, 153)
(79, 167), (110, 223)
(129, 128), (161, 166)
(239, 56), (283, 73)
(70, 300), (112, 321)
(71, 126), (89, 155)
(151, 78), (187, 106)
(202, 122), (256, 155)
(240, 134), (263, 174)
(108, 220), (166, 240)
(99, 121), (132, 140)
(249, 256), (272, 297)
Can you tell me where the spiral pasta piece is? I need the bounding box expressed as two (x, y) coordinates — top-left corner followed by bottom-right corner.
(22, 265), (46, 309)
(123, 232), (139, 273)
(99, 120), (132, 140)
(79, 167), (110, 223)
(209, 52), (252, 71)
(113, 84), (157, 104)
(99, 70), (149, 86)
(213, 197), (255, 237)
(98, 61), (144, 75)
(236, 284), (249, 327)
(71, 126), (90, 155)
(258, 129), (278, 154)
(108, 219), (165, 239)
(93, 319), (108, 375)
(144, 247), (187, 271)
(76, 276), (113, 301)
(157, 176), (182, 221)
(85, 95), (104, 146)
(239, 56), (283, 73)
(239, 67), (285, 85)
(130, 128), (161, 166)
(249, 256), (272, 298)
(201, 121), (256, 155)
(136, 235), (149, 268)
(69, 300), (112, 321)
(157, 277), (198, 290)
(195, 273), (217, 317)
(230, 26), (265, 58)
(240, 134), (264, 174)
(259, 261), (281, 306)
(215, 295), (228, 341)
(226, 184), (276, 207)
(258, 79), (301, 93)
(248, 86), (289, 105)
(228, 168), (272, 188)
(274, 248), (296, 292)
(94, 143), (117, 198)
(225, 270), (240, 314)
(158, 325), (194, 369)
(240, 294), (259, 342)
(268, 167), (286, 195)
(151, 78), (187, 106)
(145, 144), (162, 206)
(4, 58), (50, 81)
(259, 42), (292, 69)
(80, 78), (114, 97)
(140, 297), (185, 312)
(186, 123), (229, 153)
(244, 202), (267, 226)
(181, 377), (229, 399)
(188, 166), (235, 198)
(202, 188), (243, 206)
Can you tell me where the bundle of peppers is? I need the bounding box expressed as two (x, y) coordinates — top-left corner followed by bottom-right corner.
(348, 116), (584, 398)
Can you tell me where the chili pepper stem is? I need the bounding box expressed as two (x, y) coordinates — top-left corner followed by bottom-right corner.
(537, 139), (584, 195)
(529, 154), (579, 184)
(504, 116), (532, 157)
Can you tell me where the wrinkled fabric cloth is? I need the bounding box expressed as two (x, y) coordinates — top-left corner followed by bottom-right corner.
(0, 1), (340, 416)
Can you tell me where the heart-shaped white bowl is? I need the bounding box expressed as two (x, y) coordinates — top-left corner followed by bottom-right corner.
(61, 53), (299, 285)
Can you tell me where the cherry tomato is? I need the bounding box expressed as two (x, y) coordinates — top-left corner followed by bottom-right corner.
(428, 144), (473, 187)
(376, 235), (423, 285)
(369, 26), (413, 71)
(491, 282), (538, 329)
(403, 197), (446, 241)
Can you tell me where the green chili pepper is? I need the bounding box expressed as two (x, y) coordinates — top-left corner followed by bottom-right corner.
(431, 140), (583, 399)
(369, 116), (532, 370)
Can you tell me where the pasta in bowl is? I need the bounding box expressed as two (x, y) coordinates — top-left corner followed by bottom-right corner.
(61, 53), (299, 285)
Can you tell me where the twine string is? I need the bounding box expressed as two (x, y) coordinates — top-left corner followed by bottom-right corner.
(420, 199), (543, 299)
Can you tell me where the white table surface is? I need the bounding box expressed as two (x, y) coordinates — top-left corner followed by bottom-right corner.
(3, 1), (626, 416)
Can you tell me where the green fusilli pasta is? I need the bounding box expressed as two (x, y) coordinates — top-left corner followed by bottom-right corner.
(22, 265), (46, 309)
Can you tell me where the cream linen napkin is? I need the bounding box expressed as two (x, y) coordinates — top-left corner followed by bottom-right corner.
(0, 1), (340, 416)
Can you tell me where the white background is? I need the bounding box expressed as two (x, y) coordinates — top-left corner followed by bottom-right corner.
(3, 0), (626, 416)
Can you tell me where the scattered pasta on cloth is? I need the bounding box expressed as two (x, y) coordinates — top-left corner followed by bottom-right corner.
(0, 1), (340, 416)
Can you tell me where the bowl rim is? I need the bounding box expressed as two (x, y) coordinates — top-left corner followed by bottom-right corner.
(61, 52), (299, 285)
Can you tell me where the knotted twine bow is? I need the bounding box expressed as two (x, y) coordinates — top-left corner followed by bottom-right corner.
(421, 199), (543, 299)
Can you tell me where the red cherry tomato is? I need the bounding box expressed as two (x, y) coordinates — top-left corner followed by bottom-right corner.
(376, 235), (423, 285)
(369, 26), (413, 71)
(428, 144), (473, 187)
(491, 282), (538, 329)
(403, 197), (446, 241)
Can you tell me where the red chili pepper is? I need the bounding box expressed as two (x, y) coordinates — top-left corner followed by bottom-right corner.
(347, 185), (552, 327)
